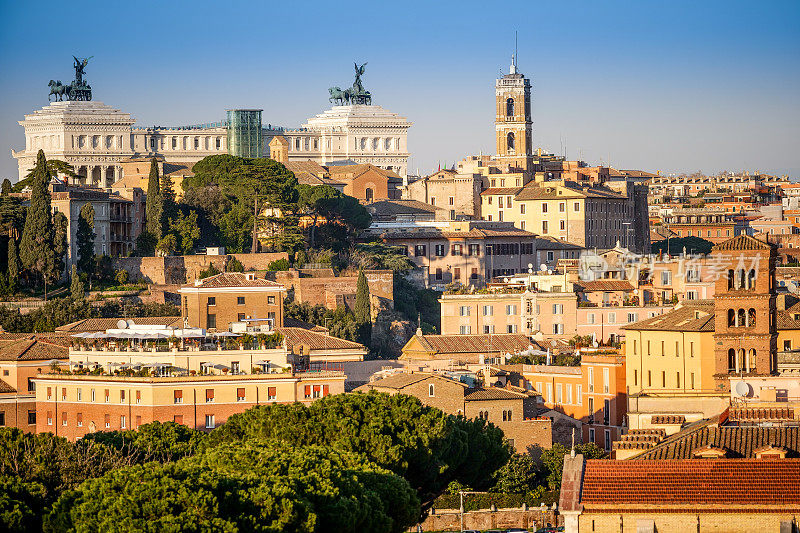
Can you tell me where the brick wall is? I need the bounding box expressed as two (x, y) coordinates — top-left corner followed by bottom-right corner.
(276, 269), (394, 309)
(416, 508), (560, 532)
(579, 511), (797, 533)
(113, 253), (289, 285)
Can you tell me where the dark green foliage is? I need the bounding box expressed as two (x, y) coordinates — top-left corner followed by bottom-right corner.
(0, 474), (47, 533)
(198, 262), (219, 279)
(159, 172), (177, 224)
(69, 265), (83, 301)
(226, 256), (244, 272)
(284, 300), (363, 342)
(0, 300), (179, 333)
(14, 159), (78, 193)
(394, 273), (440, 333)
(0, 179), (11, 196)
(144, 157), (162, 247)
(6, 238), (19, 294)
(80, 421), (204, 463)
(205, 391), (510, 510)
(491, 453), (539, 494)
(651, 236), (713, 255)
(267, 258), (290, 271)
(432, 490), (558, 511)
(297, 184), (371, 249)
(47, 443), (419, 533)
(155, 233), (177, 256)
(50, 212), (68, 282)
(0, 195), (25, 239)
(538, 442), (606, 490)
(76, 203), (95, 274)
(355, 269), (371, 324)
(19, 150), (55, 286)
(508, 351), (580, 366)
(168, 209), (200, 255)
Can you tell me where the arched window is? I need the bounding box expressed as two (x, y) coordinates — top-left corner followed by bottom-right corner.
(738, 349), (746, 372)
(502, 410), (508, 421)
(748, 348), (756, 373)
(428, 384), (434, 397)
(365, 188), (374, 203)
(507, 410), (512, 421)
(748, 269), (756, 289)
(506, 97), (515, 117)
(507, 132), (515, 153)
(748, 308), (756, 327)
(727, 269), (734, 290)
(737, 308), (746, 327)
(728, 309), (735, 327)
(737, 269), (746, 290)
(728, 348), (736, 372)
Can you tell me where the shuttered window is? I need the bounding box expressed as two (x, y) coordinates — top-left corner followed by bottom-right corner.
(267, 387), (276, 400)
(174, 390), (183, 404)
(304, 385), (311, 399)
(323, 385), (330, 397)
(236, 388), (245, 402)
(205, 389), (214, 402)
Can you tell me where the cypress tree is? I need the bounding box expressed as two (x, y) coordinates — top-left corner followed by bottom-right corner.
(354, 269), (371, 324)
(77, 203), (96, 274)
(1, 179), (11, 196)
(19, 149), (55, 289)
(160, 172), (176, 229)
(7, 238), (19, 294)
(145, 157), (163, 241)
(70, 263), (84, 300)
(51, 211), (68, 283)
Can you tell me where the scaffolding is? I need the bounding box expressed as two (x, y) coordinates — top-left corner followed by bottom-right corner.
(226, 109), (263, 158)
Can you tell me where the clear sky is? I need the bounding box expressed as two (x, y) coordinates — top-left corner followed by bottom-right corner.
(1, 0), (798, 180)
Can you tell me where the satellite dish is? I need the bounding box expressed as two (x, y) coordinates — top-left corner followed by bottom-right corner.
(540, 263), (547, 271)
(116, 319), (128, 329)
(528, 263), (533, 269)
(735, 381), (751, 397)
(126, 319), (136, 327)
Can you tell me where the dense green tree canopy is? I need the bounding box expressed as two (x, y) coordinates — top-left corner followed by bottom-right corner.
(76, 203), (95, 274)
(80, 421), (204, 463)
(205, 391), (509, 509)
(651, 236), (713, 255)
(19, 150), (55, 285)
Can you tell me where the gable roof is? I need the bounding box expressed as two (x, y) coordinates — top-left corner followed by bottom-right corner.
(627, 425), (800, 460)
(56, 317), (182, 332)
(580, 458), (800, 506)
(276, 327), (367, 352)
(405, 333), (534, 355)
(712, 234), (776, 251)
(464, 387), (529, 401)
(187, 273), (285, 289)
(622, 301), (715, 332)
(358, 372), (464, 391)
(576, 280), (635, 292)
(0, 335), (70, 361)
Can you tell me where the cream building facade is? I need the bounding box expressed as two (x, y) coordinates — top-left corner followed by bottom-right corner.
(279, 104), (411, 177)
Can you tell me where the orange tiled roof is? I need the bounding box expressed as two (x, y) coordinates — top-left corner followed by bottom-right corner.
(190, 273), (285, 289)
(56, 317), (182, 332)
(464, 387), (529, 401)
(413, 334), (534, 355)
(629, 426), (800, 460)
(712, 234), (776, 251)
(276, 327), (366, 352)
(576, 280), (635, 292)
(581, 459), (800, 506)
(0, 336), (70, 361)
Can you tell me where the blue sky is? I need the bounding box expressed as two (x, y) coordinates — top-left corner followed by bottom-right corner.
(1, 0), (798, 179)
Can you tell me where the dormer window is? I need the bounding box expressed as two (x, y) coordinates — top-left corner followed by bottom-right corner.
(691, 445), (729, 459)
(754, 445), (788, 459)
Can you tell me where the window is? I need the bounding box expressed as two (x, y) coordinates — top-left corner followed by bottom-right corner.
(460, 306), (470, 317)
(547, 251), (555, 262)
(208, 297), (216, 306)
(429, 384), (435, 397)
(312, 385), (321, 398)
(553, 323), (564, 334)
(27, 378), (35, 392)
(691, 373), (695, 389)
(471, 268), (478, 280)
(237, 296), (245, 305)
(574, 202), (580, 212)
(566, 384), (573, 404)
(104, 414), (110, 429)
(785, 340), (792, 351)
(588, 313), (596, 325)
(506, 304), (517, 315)
(607, 313), (616, 324)
(604, 430), (611, 451)
(507, 324), (518, 333)
(506, 132), (515, 152)
(560, 220), (566, 231)
(120, 415), (126, 429)
(542, 203), (548, 213)
(483, 325), (495, 334)
(483, 305), (493, 316)
(556, 383), (563, 403)
(91, 389), (95, 402)
(207, 314), (216, 329)
(206, 389), (214, 403)
(553, 304), (563, 314)
(453, 268), (461, 281)
(459, 325), (472, 334)
(469, 244), (480, 256)
(603, 399), (610, 425)
(506, 97), (514, 116)
(589, 428), (595, 443)
(520, 204), (526, 214)
(173, 414), (184, 425)
(268, 296), (276, 304)
(304, 385), (312, 399)
(268, 387), (277, 400)
(449, 196), (454, 206)
(414, 245), (426, 257)
(435, 244), (446, 256)
(662, 371), (666, 387)
(588, 368), (594, 392)
(648, 370), (652, 386)
(661, 271), (672, 286)
(627, 312), (638, 323)
(28, 411), (35, 425)
(237, 313), (246, 321)
(603, 368), (610, 393)
(634, 369), (638, 386)
(135, 390), (141, 404)
(205, 415), (215, 429)
(452, 244), (462, 256)
(435, 268), (443, 281)
(104, 389), (109, 403)
(174, 390), (183, 404)
(546, 383), (553, 403)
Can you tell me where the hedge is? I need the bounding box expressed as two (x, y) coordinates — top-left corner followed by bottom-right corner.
(432, 491), (558, 511)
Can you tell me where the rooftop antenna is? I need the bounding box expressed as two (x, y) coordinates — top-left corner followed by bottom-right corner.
(570, 428), (576, 457)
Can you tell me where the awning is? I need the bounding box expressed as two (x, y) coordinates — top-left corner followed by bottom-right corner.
(212, 332), (240, 337)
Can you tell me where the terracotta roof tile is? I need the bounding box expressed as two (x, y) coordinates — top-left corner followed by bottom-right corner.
(576, 280), (635, 292)
(56, 317), (182, 332)
(581, 459), (800, 506)
(622, 301), (715, 332)
(464, 387), (528, 401)
(629, 426), (800, 460)
(276, 327), (367, 352)
(0, 336), (70, 361)
(711, 234), (776, 251)
(413, 334), (534, 355)
(188, 273), (285, 289)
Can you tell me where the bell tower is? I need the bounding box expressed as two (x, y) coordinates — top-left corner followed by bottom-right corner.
(495, 55), (532, 171)
(711, 234), (778, 392)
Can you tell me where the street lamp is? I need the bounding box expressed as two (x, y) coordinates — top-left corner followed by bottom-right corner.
(459, 491), (482, 532)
